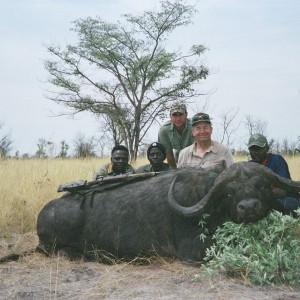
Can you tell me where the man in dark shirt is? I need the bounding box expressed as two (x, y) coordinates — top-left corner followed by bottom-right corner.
(135, 142), (171, 173)
(248, 133), (300, 215)
(94, 145), (135, 179)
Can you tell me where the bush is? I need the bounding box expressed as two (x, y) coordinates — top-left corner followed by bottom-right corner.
(199, 210), (300, 286)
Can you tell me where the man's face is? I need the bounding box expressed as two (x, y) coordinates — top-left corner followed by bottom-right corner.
(192, 122), (212, 142)
(148, 147), (165, 166)
(170, 112), (187, 129)
(111, 150), (129, 173)
(249, 145), (269, 163)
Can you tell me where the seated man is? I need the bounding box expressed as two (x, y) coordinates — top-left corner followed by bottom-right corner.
(94, 145), (135, 179)
(248, 133), (300, 215)
(135, 142), (171, 173)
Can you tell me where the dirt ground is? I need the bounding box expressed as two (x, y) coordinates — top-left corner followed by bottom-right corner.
(0, 232), (299, 300)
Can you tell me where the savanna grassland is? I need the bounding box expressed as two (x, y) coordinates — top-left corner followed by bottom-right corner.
(1, 155), (299, 235)
(0, 156), (299, 299)
(0, 156), (147, 235)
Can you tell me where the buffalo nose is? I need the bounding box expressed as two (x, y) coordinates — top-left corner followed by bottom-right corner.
(238, 198), (259, 212)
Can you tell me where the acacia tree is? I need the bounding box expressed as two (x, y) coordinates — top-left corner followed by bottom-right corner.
(44, 0), (208, 160)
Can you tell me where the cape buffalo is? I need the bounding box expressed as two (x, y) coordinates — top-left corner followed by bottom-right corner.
(37, 162), (300, 262)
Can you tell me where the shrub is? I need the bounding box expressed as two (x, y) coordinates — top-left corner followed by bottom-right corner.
(199, 209), (300, 286)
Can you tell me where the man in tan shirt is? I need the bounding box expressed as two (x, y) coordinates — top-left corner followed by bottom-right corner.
(177, 113), (233, 171)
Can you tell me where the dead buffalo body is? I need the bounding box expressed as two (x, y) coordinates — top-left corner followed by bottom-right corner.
(37, 162), (300, 262)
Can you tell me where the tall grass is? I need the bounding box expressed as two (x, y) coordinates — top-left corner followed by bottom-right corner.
(0, 156), (299, 236)
(0, 158), (100, 235)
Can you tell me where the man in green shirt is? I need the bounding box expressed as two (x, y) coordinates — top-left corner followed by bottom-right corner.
(94, 145), (135, 179)
(158, 101), (194, 168)
(136, 142), (171, 173)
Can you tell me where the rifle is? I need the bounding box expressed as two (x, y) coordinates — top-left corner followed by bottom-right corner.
(57, 172), (160, 192)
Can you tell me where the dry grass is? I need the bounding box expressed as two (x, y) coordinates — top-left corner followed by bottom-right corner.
(1, 237), (297, 299)
(0, 155), (299, 236)
(0, 245), (206, 300)
(0, 156), (300, 299)
(0, 157), (101, 235)
(0, 156), (148, 235)
(285, 156), (300, 180)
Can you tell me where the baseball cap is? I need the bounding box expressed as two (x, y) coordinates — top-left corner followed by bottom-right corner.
(248, 134), (268, 148)
(192, 112), (211, 126)
(170, 101), (187, 114)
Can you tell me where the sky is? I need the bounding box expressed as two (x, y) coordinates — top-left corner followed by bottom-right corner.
(1, 0), (299, 156)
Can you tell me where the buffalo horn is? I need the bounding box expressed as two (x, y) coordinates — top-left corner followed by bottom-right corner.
(167, 161), (300, 218)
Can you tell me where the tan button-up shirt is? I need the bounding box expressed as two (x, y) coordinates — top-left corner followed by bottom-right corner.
(177, 141), (234, 170)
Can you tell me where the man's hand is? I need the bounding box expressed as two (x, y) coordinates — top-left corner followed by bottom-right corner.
(166, 153), (177, 169)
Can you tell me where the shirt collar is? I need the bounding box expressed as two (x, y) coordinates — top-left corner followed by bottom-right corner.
(192, 141), (216, 153)
(262, 154), (268, 166)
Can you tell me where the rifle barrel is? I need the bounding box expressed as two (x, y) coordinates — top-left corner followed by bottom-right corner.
(58, 172), (160, 192)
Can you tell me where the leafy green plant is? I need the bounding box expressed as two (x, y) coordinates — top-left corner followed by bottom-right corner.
(198, 209), (300, 286)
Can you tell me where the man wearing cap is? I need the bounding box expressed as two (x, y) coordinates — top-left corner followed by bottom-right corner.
(135, 142), (171, 173)
(248, 133), (300, 214)
(177, 112), (233, 171)
(158, 101), (194, 169)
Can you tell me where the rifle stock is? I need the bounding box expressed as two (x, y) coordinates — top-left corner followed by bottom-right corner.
(57, 172), (160, 192)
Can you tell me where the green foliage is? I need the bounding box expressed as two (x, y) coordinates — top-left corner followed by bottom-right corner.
(35, 138), (53, 158)
(199, 210), (300, 286)
(198, 213), (210, 242)
(0, 123), (13, 158)
(44, 0), (209, 160)
(58, 140), (69, 158)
